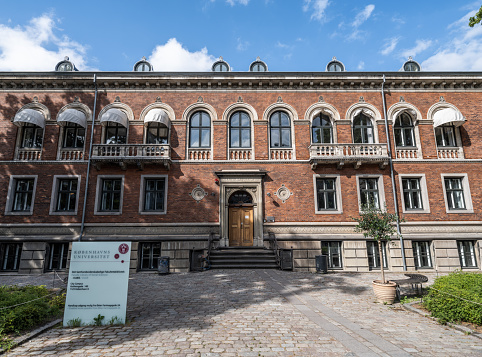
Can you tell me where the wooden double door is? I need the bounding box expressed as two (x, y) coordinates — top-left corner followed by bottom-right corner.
(228, 206), (254, 247)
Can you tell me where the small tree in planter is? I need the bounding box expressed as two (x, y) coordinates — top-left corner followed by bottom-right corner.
(352, 205), (401, 303)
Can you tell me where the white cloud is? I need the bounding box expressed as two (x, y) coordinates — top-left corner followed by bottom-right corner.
(148, 38), (216, 71)
(352, 4), (375, 27)
(303, 0), (330, 21)
(276, 41), (290, 49)
(380, 37), (400, 56)
(422, 9), (482, 71)
(236, 38), (249, 51)
(226, 0), (249, 5)
(357, 61), (365, 70)
(0, 14), (91, 71)
(401, 39), (432, 58)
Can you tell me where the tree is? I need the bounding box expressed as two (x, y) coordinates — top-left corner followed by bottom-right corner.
(469, 6), (482, 27)
(352, 205), (400, 284)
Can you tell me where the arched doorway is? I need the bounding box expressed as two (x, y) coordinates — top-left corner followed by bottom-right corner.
(228, 191), (254, 247)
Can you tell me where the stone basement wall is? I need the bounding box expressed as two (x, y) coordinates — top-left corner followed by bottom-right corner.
(18, 242), (47, 274)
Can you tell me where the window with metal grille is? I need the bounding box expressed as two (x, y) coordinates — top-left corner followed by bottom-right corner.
(270, 111), (291, 148)
(316, 178), (337, 210)
(321, 241), (342, 268)
(359, 178), (380, 209)
(46, 243), (69, 271)
(367, 241), (388, 270)
(139, 242), (161, 270)
(312, 113), (333, 144)
(412, 241), (432, 269)
(0, 243), (22, 271)
(444, 178), (466, 210)
(457, 241), (477, 268)
(402, 178), (423, 210)
(229, 111), (251, 148)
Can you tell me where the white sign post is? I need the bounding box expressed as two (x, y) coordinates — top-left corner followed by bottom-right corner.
(63, 241), (131, 326)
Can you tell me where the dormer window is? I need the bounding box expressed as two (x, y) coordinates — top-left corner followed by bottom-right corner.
(55, 56), (77, 72)
(134, 57), (153, 72)
(212, 57), (230, 72)
(249, 57), (268, 72)
(326, 57), (345, 72)
(402, 57), (421, 72)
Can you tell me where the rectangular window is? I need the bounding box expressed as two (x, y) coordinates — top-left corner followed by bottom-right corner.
(359, 178), (379, 209)
(46, 243), (69, 271)
(144, 178), (166, 211)
(139, 242), (161, 270)
(444, 178), (465, 210)
(56, 179), (78, 211)
(412, 241), (432, 269)
(402, 178), (423, 210)
(316, 178), (337, 210)
(435, 125), (456, 147)
(367, 241), (387, 270)
(100, 178), (122, 212)
(63, 124), (85, 148)
(12, 179), (35, 212)
(458, 241), (477, 268)
(321, 241), (342, 269)
(21, 124), (43, 148)
(0, 243), (22, 271)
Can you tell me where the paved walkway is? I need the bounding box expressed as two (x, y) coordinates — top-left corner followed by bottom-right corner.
(1, 270), (481, 356)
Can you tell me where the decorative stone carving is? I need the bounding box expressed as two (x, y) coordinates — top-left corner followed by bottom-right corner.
(274, 184), (293, 203)
(399, 96), (405, 102)
(114, 96), (121, 102)
(197, 96), (204, 103)
(277, 96), (283, 103)
(190, 184), (208, 203)
(237, 96), (243, 103)
(155, 96), (162, 103)
(359, 96), (365, 102)
(440, 96), (445, 102)
(319, 96), (324, 102)
(33, 96), (39, 103)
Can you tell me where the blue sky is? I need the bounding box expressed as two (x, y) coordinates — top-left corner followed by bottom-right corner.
(1, 1), (482, 72)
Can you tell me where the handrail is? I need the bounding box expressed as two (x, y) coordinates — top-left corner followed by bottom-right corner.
(268, 232), (281, 269)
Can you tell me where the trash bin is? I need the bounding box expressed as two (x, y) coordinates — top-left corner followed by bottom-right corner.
(315, 255), (328, 274)
(279, 249), (293, 270)
(158, 256), (170, 274)
(190, 249), (204, 272)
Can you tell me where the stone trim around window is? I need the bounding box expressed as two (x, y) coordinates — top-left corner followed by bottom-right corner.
(440, 173), (474, 214)
(93, 175), (125, 216)
(49, 175), (81, 216)
(5, 175), (38, 216)
(398, 174), (430, 214)
(139, 175), (168, 215)
(355, 174), (385, 213)
(313, 174), (343, 214)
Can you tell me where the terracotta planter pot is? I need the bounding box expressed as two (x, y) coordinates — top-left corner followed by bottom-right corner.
(372, 280), (397, 304)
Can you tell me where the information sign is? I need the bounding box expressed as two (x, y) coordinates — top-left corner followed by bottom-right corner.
(63, 241), (131, 326)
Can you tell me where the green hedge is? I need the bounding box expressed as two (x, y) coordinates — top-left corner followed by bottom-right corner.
(424, 271), (482, 325)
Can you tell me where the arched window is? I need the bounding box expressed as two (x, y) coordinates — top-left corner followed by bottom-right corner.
(353, 113), (374, 144)
(146, 122), (168, 144)
(189, 111), (211, 148)
(229, 111), (251, 148)
(394, 113), (415, 147)
(21, 123), (43, 148)
(312, 113), (333, 144)
(435, 124), (457, 147)
(104, 122), (127, 144)
(228, 191), (253, 205)
(270, 111), (291, 148)
(62, 123), (85, 148)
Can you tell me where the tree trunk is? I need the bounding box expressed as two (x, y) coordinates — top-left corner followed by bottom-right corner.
(378, 240), (386, 284)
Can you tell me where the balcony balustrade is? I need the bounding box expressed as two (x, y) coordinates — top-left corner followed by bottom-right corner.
(188, 148), (211, 160)
(16, 148), (42, 161)
(437, 147), (464, 159)
(270, 148), (294, 160)
(58, 149), (84, 161)
(91, 144), (171, 170)
(309, 143), (389, 169)
(229, 148), (252, 160)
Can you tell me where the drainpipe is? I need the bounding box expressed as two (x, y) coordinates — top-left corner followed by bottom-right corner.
(79, 74), (98, 241)
(381, 74), (407, 271)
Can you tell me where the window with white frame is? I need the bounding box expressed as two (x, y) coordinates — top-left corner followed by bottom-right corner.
(457, 241), (477, 268)
(50, 176), (80, 215)
(139, 175), (167, 214)
(314, 176), (342, 213)
(321, 241), (343, 268)
(435, 124), (457, 147)
(358, 177), (380, 209)
(412, 241), (432, 269)
(312, 113), (333, 144)
(62, 123), (85, 148)
(269, 111), (291, 148)
(229, 111), (251, 148)
(353, 113), (374, 144)
(394, 113), (416, 147)
(20, 123), (43, 148)
(146, 122), (169, 144)
(94, 176), (124, 215)
(104, 122), (127, 144)
(45, 243), (69, 271)
(139, 242), (161, 270)
(399, 175), (430, 214)
(189, 111), (211, 148)
(367, 241), (387, 270)
(5, 176), (38, 215)
(0, 243), (22, 271)
(441, 174), (473, 213)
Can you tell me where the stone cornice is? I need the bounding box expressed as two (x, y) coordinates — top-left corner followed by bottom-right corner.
(1, 72), (482, 92)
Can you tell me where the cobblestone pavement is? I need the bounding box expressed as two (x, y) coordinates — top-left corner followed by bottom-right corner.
(1, 270), (481, 356)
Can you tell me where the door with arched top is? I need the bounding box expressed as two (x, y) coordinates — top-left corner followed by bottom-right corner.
(228, 191), (254, 247)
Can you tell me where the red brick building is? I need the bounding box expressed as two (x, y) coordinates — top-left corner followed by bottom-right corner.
(0, 57), (480, 273)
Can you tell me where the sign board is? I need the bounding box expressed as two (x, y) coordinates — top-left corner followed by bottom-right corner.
(63, 241), (131, 326)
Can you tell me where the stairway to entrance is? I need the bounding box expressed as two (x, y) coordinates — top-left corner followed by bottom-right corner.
(209, 247), (279, 269)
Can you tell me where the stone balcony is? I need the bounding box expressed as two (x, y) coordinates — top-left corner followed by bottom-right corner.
(91, 144), (171, 170)
(437, 147), (464, 159)
(15, 148), (42, 161)
(309, 143), (389, 169)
